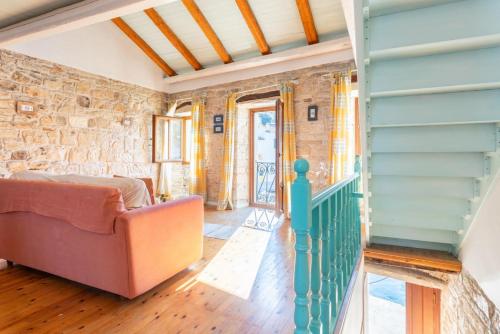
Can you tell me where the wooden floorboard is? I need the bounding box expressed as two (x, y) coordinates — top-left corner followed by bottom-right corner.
(0, 209), (294, 333)
(364, 243), (462, 273)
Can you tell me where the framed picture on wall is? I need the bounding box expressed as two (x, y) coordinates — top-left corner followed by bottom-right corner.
(308, 105), (318, 121)
(214, 124), (223, 134)
(213, 114), (224, 124)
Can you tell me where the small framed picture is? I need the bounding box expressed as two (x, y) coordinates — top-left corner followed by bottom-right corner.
(213, 114), (224, 124)
(214, 124), (223, 133)
(308, 105), (318, 121)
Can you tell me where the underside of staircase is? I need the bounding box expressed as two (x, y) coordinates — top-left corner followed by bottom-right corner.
(361, 0), (500, 253)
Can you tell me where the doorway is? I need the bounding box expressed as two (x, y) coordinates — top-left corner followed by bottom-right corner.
(249, 106), (281, 211)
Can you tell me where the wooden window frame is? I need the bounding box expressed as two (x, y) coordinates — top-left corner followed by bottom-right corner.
(152, 115), (192, 164)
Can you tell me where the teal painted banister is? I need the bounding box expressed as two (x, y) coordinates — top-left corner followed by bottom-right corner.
(292, 158), (362, 333)
(291, 159), (312, 334)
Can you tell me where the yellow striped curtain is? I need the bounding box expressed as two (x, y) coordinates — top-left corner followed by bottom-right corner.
(328, 72), (352, 184)
(280, 83), (297, 218)
(189, 98), (207, 201)
(217, 93), (237, 210)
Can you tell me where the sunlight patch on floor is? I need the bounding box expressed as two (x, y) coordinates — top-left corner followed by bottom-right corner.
(197, 226), (271, 299)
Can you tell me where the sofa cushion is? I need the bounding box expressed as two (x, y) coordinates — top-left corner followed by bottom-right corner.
(0, 179), (126, 234)
(10, 172), (151, 209)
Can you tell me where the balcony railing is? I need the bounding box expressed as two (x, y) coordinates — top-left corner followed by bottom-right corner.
(291, 158), (362, 334)
(255, 161), (276, 205)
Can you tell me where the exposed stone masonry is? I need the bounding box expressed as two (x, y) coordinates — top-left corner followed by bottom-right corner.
(170, 61), (355, 203)
(0, 49), (164, 182)
(442, 270), (500, 334)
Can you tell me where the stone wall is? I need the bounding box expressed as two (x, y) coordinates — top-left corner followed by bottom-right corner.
(0, 49), (164, 183)
(170, 61), (354, 204)
(442, 270), (500, 333)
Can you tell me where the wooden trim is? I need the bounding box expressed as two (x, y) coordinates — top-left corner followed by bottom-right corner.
(249, 106), (277, 209)
(236, 90), (280, 103)
(364, 247), (462, 273)
(407, 283), (441, 334)
(152, 115), (192, 163)
(144, 8), (203, 71)
(235, 0), (270, 55)
(296, 0), (318, 45)
(181, 0), (232, 64)
(112, 17), (176, 76)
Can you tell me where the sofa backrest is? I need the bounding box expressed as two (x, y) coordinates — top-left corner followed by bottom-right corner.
(0, 179), (126, 234)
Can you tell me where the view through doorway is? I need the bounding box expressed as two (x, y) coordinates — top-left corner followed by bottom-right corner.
(249, 106), (280, 211)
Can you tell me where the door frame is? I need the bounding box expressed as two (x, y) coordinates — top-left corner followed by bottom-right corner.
(249, 106), (281, 211)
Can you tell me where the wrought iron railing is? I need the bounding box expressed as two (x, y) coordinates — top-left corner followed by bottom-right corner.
(255, 161), (276, 205)
(291, 158), (362, 334)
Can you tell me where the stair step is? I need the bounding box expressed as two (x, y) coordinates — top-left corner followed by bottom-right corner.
(371, 124), (497, 153)
(371, 195), (470, 217)
(370, 176), (475, 199)
(368, 0), (458, 17)
(369, 0), (500, 50)
(370, 47), (500, 94)
(370, 89), (500, 127)
(369, 34), (500, 62)
(370, 224), (458, 245)
(371, 213), (462, 231)
(371, 153), (486, 177)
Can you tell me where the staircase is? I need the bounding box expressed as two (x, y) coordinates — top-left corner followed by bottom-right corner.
(361, 0), (500, 252)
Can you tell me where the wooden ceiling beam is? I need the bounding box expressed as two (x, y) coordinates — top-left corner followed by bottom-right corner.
(112, 17), (176, 76)
(144, 8), (203, 71)
(235, 0), (270, 55)
(181, 0), (233, 64)
(296, 0), (318, 45)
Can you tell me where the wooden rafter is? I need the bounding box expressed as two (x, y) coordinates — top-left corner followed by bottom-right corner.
(112, 17), (176, 76)
(296, 0), (318, 45)
(235, 0), (270, 55)
(181, 0), (233, 64)
(144, 8), (203, 71)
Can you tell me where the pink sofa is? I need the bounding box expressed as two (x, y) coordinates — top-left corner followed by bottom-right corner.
(0, 179), (203, 299)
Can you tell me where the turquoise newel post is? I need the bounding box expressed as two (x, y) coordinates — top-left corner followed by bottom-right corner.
(320, 200), (331, 333)
(310, 207), (321, 334)
(292, 159), (312, 334)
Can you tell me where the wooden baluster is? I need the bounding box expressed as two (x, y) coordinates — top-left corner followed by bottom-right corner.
(291, 159), (312, 334)
(342, 187), (350, 300)
(310, 207), (321, 334)
(321, 201), (331, 332)
(330, 194), (339, 323)
(337, 187), (346, 301)
(347, 182), (354, 272)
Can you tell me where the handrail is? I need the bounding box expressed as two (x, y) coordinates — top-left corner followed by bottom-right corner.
(312, 173), (358, 209)
(291, 157), (362, 334)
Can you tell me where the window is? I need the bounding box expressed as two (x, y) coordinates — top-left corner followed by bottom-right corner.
(153, 115), (192, 163)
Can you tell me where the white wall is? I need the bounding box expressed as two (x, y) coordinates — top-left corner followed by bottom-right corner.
(460, 172), (500, 309)
(8, 20), (166, 92)
(340, 261), (367, 334)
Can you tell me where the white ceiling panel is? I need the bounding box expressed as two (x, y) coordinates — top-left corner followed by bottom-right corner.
(154, 1), (221, 68)
(195, 0), (258, 59)
(0, 0), (82, 29)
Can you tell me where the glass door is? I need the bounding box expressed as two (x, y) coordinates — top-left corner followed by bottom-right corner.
(250, 107), (277, 209)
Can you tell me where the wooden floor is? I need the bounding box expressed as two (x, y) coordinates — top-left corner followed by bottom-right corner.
(0, 208), (295, 334)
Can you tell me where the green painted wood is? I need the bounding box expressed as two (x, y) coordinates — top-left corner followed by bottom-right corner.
(370, 90), (500, 127)
(369, 0), (500, 49)
(371, 124), (497, 153)
(310, 207), (321, 334)
(369, 176), (475, 199)
(370, 224), (458, 244)
(320, 201), (331, 333)
(291, 159), (312, 334)
(370, 153), (485, 177)
(292, 158), (362, 333)
(371, 47), (500, 94)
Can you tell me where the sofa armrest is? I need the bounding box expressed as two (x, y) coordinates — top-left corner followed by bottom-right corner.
(115, 196), (204, 298)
